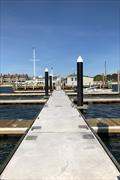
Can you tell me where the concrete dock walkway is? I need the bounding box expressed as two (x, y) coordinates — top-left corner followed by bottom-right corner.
(0, 90), (119, 180)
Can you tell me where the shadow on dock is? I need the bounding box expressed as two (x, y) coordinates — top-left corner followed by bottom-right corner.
(97, 122), (109, 137)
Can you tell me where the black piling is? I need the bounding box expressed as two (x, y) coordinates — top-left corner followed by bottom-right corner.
(77, 56), (83, 106)
(49, 74), (53, 93)
(45, 68), (49, 96)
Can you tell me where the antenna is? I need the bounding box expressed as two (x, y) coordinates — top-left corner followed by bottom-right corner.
(33, 48), (36, 80)
(104, 60), (107, 85)
(51, 67), (53, 76)
(105, 60), (107, 77)
(29, 48), (39, 80)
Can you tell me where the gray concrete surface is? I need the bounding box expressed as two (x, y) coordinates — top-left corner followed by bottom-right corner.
(0, 90), (119, 180)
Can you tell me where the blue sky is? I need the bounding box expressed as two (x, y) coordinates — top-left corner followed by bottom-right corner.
(0, 0), (120, 77)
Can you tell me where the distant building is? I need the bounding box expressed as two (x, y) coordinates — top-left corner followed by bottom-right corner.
(0, 74), (29, 84)
(35, 75), (61, 89)
(66, 73), (94, 87)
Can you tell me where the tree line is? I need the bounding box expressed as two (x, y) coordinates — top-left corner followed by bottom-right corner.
(94, 73), (118, 81)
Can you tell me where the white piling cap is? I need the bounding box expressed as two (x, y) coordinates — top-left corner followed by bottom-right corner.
(49, 73), (52, 76)
(45, 68), (48, 72)
(77, 56), (83, 63)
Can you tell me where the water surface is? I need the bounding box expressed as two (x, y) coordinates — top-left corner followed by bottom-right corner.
(0, 136), (21, 169)
(100, 134), (120, 165)
(0, 104), (43, 120)
(0, 87), (14, 93)
(84, 103), (120, 119)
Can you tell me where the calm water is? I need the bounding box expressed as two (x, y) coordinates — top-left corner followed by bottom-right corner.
(100, 134), (120, 165)
(0, 136), (21, 170)
(0, 87), (14, 93)
(0, 104), (43, 120)
(84, 103), (120, 119)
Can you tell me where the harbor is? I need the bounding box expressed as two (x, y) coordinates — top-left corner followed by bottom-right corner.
(0, 72), (120, 176)
(0, 90), (120, 180)
(0, 71), (120, 175)
(1, 0), (120, 179)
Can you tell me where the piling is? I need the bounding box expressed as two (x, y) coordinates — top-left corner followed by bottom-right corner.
(77, 56), (83, 106)
(45, 68), (49, 96)
(49, 74), (53, 93)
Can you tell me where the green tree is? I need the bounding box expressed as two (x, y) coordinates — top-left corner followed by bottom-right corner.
(94, 75), (103, 81)
(112, 73), (117, 81)
(106, 74), (112, 81)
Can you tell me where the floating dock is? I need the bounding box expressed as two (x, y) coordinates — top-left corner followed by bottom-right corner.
(0, 120), (33, 135)
(14, 90), (46, 93)
(84, 98), (120, 103)
(1, 98), (120, 104)
(0, 93), (45, 96)
(87, 118), (120, 133)
(0, 99), (47, 104)
(66, 92), (119, 96)
(0, 90), (119, 180)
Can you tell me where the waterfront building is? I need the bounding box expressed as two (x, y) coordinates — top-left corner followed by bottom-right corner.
(0, 74), (29, 84)
(66, 73), (94, 88)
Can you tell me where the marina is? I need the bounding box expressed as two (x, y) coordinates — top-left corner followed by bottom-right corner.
(0, 86), (120, 172)
(1, 96), (120, 104)
(1, 0), (120, 179)
(0, 90), (119, 179)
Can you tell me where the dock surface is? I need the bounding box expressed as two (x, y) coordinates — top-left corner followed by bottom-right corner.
(0, 90), (119, 180)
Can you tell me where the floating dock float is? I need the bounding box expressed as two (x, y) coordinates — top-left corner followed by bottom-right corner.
(0, 90), (119, 180)
(84, 98), (120, 103)
(0, 99), (47, 104)
(87, 118), (120, 133)
(1, 98), (120, 104)
(14, 90), (46, 93)
(66, 92), (119, 96)
(0, 93), (45, 96)
(0, 120), (33, 135)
